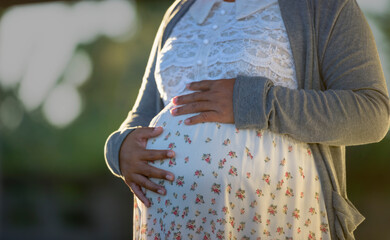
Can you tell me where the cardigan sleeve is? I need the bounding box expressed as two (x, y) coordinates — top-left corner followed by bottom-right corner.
(104, 11), (168, 178)
(233, 0), (390, 146)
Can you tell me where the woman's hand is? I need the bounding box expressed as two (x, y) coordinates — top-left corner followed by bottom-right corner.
(170, 78), (236, 125)
(119, 127), (175, 207)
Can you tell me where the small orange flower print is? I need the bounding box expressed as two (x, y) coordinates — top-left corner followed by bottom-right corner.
(194, 170), (204, 178)
(211, 183), (221, 195)
(229, 216), (235, 228)
(266, 219), (271, 226)
(307, 148), (312, 156)
(256, 130), (262, 137)
(264, 156), (270, 162)
(172, 206), (179, 216)
(211, 198), (216, 205)
(235, 188), (246, 200)
(182, 194), (186, 201)
(226, 184), (232, 194)
(205, 137), (211, 143)
(240, 208), (245, 215)
(164, 132), (171, 140)
(229, 165), (238, 176)
(182, 207), (189, 219)
(276, 227), (285, 235)
(308, 231), (316, 239)
(320, 223), (329, 233)
(175, 176), (184, 187)
(184, 134), (192, 144)
(216, 230), (224, 239)
(222, 206), (229, 214)
(184, 156), (189, 163)
(186, 220), (195, 230)
(280, 158), (286, 166)
(168, 158), (176, 167)
(283, 204), (288, 214)
(315, 192), (320, 203)
(168, 142), (176, 149)
(299, 166), (305, 179)
(253, 213), (262, 223)
(276, 179), (284, 190)
(288, 145), (293, 152)
(268, 204), (277, 216)
(285, 171), (293, 180)
(263, 229), (271, 236)
(256, 188), (264, 197)
(237, 222), (245, 232)
(208, 208), (217, 215)
(178, 120), (182, 125)
(222, 138), (230, 146)
(263, 174), (271, 185)
(250, 200), (258, 208)
(309, 207), (317, 215)
(245, 147), (253, 159)
(246, 172), (251, 179)
(292, 208), (300, 220)
(195, 194), (204, 204)
(202, 153), (211, 164)
(175, 130), (180, 136)
(190, 182), (197, 191)
(228, 151), (237, 158)
(218, 158), (227, 169)
(195, 225), (203, 234)
(304, 218), (311, 227)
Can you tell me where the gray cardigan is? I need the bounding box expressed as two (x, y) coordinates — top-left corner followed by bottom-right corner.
(104, 0), (390, 239)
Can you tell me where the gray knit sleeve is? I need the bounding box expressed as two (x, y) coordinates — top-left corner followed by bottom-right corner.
(233, 0), (389, 146)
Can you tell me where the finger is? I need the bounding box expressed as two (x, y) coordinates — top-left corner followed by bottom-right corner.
(142, 164), (175, 181)
(172, 91), (209, 105)
(139, 149), (175, 161)
(186, 80), (213, 91)
(184, 111), (218, 125)
(171, 101), (211, 116)
(135, 126), (164, 139)
(129, 182), (150, 208)
(132, 174), (166, 197)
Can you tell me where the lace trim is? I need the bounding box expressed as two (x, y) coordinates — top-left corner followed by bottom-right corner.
(155, 2), (297, 105)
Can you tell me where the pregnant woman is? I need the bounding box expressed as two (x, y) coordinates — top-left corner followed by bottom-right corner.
(104, 0), (390, 239)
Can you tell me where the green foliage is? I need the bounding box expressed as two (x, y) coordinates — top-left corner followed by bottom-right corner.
(0, 1), (172, 177)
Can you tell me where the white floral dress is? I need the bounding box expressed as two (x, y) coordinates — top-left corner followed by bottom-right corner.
(134, 1), (331, 239)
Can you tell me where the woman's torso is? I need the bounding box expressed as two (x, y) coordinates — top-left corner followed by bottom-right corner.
(133, 1), (330, 239)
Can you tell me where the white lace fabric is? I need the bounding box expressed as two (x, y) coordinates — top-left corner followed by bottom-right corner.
(155, 0), (297, 106)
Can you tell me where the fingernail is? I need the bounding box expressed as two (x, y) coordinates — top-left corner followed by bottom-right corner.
(166, 174), (174, 181)
(158, 189), (165, 195)
(153, 126), (162, 132)
(184, 119), (191, 125)
(167, 150), (174, 157)
(172, 97), (178, 104)
(170, 108), (177, 115)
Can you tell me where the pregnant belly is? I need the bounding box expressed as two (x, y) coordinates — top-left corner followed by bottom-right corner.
(136, 102), (329, 239)
(143, 102), (315, 203)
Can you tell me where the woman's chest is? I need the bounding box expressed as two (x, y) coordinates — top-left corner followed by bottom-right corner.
(155, 1), (298, 105)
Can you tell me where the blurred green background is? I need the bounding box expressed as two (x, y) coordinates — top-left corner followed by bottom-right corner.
(0, 0), (389, 239)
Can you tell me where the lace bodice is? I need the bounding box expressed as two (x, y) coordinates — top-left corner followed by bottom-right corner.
(155, 0), (297, 106)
